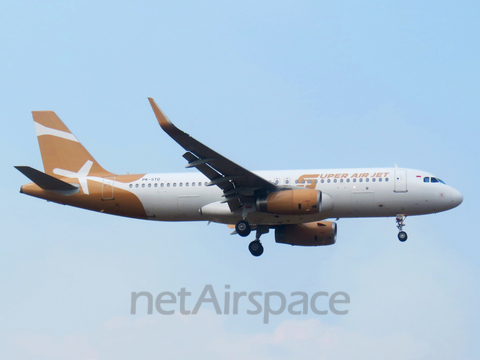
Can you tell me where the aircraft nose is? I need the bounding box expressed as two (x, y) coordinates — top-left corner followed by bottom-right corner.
(450, 188), (463, 208)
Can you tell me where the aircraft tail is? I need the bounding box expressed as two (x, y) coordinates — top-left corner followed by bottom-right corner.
(32, 111), (113, 178)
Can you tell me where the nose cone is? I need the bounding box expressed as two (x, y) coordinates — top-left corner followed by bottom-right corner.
(450, 188), (463, 208)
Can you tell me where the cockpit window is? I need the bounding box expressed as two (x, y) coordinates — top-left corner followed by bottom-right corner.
(425, 176), (446, 184)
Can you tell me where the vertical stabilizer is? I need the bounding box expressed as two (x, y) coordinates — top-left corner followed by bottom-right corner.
(32, 111), (113, 178)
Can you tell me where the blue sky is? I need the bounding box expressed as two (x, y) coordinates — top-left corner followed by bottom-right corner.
(1, 1), (479, 359)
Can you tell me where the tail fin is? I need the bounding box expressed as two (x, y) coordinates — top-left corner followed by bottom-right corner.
(32, 111), (112, 178)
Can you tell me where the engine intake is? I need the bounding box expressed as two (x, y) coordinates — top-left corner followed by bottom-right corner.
(275, 221), (337, 246)
(256, 189), (321, 215)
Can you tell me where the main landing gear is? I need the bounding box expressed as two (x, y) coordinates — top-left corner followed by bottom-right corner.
(235, 220), (268, 257)
(249, 240), (264, 257)
(235, 220), (251, 237)
(396, 214), (408, 242)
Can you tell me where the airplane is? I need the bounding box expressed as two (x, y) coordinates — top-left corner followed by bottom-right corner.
(15, 98), (463, 257)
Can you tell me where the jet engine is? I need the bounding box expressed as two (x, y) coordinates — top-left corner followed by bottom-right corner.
(275, 221), (337, 246)
(256, 189), (321, 215)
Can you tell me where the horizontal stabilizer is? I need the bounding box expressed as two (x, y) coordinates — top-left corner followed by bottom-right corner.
(15, 166), (79, 192)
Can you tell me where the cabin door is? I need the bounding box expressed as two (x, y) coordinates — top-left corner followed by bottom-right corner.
(102, 176), (115, 200)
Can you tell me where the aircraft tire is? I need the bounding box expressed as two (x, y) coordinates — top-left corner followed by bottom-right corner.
(236, 220), (251, 237)
(398, 231), (408, 242)
(249, 240), (264, 257)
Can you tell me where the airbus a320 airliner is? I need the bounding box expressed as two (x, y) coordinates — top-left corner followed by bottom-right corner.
(16, 98), (463, 256)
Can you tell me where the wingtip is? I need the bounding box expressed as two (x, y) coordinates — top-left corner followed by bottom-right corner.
(148, 97), (177, 134)
(148, 98), (167, 122)
(147, 97), (161, 111)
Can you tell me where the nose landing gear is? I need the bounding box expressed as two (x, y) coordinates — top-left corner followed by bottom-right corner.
(396, 214), (408, 242)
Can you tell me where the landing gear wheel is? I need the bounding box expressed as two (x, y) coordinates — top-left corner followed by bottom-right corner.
(249, 240), (264, 257)
(236, 220), (251, 237)
(398, 231), (408, 242)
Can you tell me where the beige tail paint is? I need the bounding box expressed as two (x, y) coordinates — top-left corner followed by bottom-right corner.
(22, 111), (147, 219)
(33, 111), (112, 178)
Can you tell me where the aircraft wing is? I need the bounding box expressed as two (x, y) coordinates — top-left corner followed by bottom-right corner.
(148, 98), (277, 210)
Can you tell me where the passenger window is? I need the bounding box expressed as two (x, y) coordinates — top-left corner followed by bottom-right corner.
(129, 184), (133, 188)
(353, 178), (357, 183)
(340, 179), (343, 183)
(173, 183), (177, 187)
(167, 183), (170, 187)
(366, 178), (369, 182)
(179, 183), (183, 187)
(295, 180), (298, 184)
(135, 184), (139, 188)
(192, 182), (195, 186)
(198, 182), (202, 186)
(285, 179), (290, 185)
(321, 179), (324, 183)
(334, 179), (337, 183)
(386, 178), (389, 182)
(142, 184), (145, 188)
(379, 178), (382, 182)
(346, 179), (350, 183)
(186, 182), (189, 186)
(148, 183), (151, 187)
(314, 179), (318, 184)
(359, 178), (363, 182)
(424, 177), (430, 183)
(327, 179), (331, 183)
(154, 183), (158, 187)
(372, 178), (375, 182)
(161, 183), (164, 187)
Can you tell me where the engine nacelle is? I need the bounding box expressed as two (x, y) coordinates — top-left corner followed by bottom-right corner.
(275, 221), (337, 246)
(256, 189), (321, 215)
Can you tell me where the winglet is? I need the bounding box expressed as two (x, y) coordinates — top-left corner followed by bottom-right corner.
(148, 98), (182, 137)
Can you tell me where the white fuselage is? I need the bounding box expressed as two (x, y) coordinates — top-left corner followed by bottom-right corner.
(115, 167), (462, 226)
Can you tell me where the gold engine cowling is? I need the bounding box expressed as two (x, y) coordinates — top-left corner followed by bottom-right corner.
(256, 189), (321, 215)
(275, 221), (337, 246)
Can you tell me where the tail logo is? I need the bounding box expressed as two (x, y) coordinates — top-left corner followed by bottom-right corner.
(34, 121), (79, 142)
(53, 160), (93, 195)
